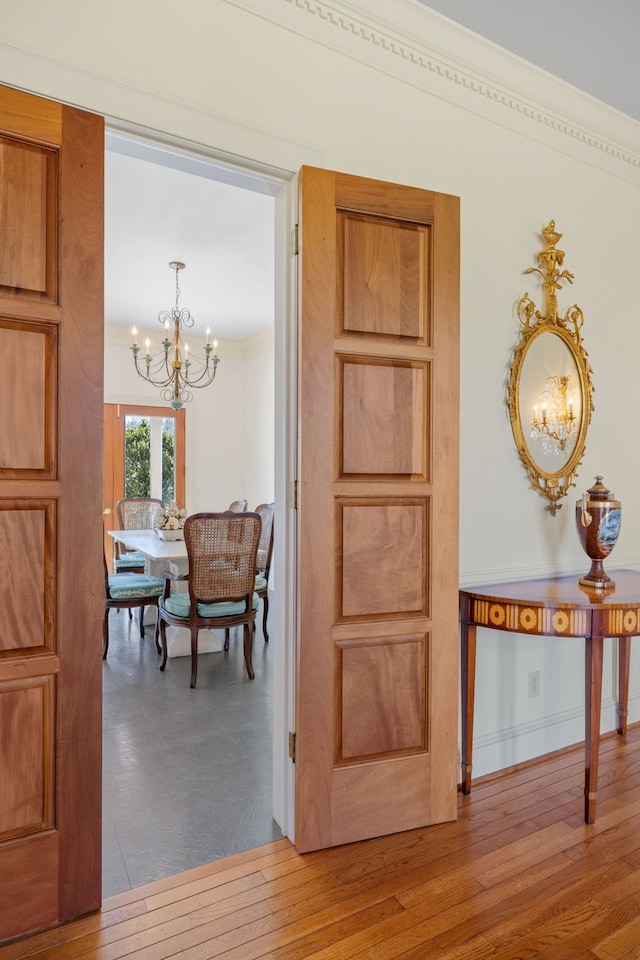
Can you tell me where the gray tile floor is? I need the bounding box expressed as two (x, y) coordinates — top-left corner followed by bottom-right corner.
(102, 607), (282, 898)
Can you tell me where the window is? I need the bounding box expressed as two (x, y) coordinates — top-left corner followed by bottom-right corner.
(124, 414), (178, 501)
(103, 404), (186, 567)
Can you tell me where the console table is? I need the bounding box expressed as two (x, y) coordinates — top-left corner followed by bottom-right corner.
(460, 569), (640, 824)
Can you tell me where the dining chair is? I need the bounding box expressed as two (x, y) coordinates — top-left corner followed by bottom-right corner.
(158, 511), (261, 688)
(103, 556), (164, 660)
(114, 497), (164, 573)
(254, 502), (275, 641)
(227, 499), (248, 513)
(226, 501), (274, 649)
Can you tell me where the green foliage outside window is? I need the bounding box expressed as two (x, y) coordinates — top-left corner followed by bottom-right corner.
(162, 419), (176, 502)
(124, 417), (176, 501)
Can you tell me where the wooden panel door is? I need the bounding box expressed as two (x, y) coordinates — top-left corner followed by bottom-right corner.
(296, 166), (459, 852)
(0, 86), (104, 942)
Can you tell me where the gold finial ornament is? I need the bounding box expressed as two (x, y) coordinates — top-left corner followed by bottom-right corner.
(507, 222), (595, 515)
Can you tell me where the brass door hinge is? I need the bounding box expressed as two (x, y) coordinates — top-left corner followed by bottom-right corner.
(290, 480), (299, 510)
(291, 223), (299, 256)
(288, 731), (297, 763)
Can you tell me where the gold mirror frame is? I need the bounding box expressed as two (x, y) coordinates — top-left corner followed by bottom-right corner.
(507, 221), (594, 515)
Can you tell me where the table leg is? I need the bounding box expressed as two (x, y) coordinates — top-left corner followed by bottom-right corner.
(460, 621), (477, 795)
(584, 635), (604, 824)
(617, 636), (631, 736)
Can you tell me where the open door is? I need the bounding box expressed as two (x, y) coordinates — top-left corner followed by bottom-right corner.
(296, 166), (459, 851)
(0, 86), (104, 941)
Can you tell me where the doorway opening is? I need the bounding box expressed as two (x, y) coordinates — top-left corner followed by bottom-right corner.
(102, 127), (293, 896)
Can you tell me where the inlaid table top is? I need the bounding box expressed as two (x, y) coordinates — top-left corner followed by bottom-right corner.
(461, 568), (640, 608)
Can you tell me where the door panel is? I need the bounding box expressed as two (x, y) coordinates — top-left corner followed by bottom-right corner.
(296, 166), (459, 852)
(0, 85), (103, 943)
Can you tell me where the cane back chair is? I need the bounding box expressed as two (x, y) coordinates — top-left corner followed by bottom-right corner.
(158, 511), (261, 688)
(114, 497), (164, 573)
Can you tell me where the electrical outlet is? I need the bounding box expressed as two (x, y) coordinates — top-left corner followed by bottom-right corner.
(528, 670), (540, 698)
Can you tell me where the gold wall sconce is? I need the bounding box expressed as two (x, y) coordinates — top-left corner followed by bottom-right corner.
(507, 221), (594, 514)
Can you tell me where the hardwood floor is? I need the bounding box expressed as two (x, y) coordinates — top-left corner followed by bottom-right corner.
(6, 726), (640, 959)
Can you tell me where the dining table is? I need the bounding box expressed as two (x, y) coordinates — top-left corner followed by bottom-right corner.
(108, 528), (188, 564)
(107, 529), (223, 658)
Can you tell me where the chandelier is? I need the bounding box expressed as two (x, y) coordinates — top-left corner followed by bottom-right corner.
(530, 374), (576, 455)
(130, 261), (220, 410)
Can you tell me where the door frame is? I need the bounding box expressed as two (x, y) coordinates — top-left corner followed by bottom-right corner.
(104, 123), (300, 843)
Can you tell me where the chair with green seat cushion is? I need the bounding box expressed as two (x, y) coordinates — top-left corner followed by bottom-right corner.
(103, 557), (164, 660)
(163, 592), (259, 618)
(113, 550), (148, 571)
(158, 511), (261, 688)
(113, 497), (164, 573)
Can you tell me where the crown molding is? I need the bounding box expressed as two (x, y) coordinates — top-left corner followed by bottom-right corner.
(224, 0), (640, 184)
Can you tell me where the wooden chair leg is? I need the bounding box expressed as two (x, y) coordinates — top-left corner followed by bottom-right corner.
(139, 606), (146, 638)
(103, 609), (110, 660)
(224, 627), (230, 651)
(159, 619), (168, 671)
(153, 608), (161, 654)
(262, 593), (269, 642)
(190, 628), (199, 689)
(243, 621), (255, 679)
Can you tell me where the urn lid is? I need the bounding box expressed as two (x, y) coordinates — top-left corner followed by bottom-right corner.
(577, 476), (620, 510)
(584, 476), (615, 502)
(587, 477), (615, 500)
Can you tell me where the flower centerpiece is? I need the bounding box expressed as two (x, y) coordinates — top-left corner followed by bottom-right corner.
(155, 502), (188, 540)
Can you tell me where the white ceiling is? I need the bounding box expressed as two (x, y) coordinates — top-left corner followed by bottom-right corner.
(105, 136), (275, 342)
(416, 0), (640, 122)
(105, 2), (639, 344)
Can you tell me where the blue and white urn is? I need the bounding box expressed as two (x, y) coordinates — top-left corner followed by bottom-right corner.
(576, 476), (622, 590)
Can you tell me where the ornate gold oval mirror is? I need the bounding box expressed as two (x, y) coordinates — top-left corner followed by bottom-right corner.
(507, 221), (594, 514)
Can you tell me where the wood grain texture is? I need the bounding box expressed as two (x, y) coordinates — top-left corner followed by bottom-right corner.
(340, 500), (426, 619)
(0, 327), (46, 471)
(297, 166), (459, 852)
(0, 87), (104, 943)
(0, 138), (56, 300)
(0, 86), (61, 145)
(0, 303), (57, 482)
(339, 635), (425, 760)
(55, 102), (104, 926)
(341, 214), (426, 339)
(340, 357), (427, 478)
(0, 506), (50, 651)
(7, 735), (640, 958)
(0, 678), (54, 838)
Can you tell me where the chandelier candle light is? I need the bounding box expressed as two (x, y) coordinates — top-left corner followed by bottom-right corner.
(131, 261), (220, 410)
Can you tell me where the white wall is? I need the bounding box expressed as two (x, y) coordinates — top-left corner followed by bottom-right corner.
(244, 335), (275, 511)
(7, 0), (640, 781)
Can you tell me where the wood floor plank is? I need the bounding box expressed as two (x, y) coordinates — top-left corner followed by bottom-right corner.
(475, 861), (633, 955)
(590, 908), (640, 959)
(496, 895), (640, 960)
(8, 730), (640, 960)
